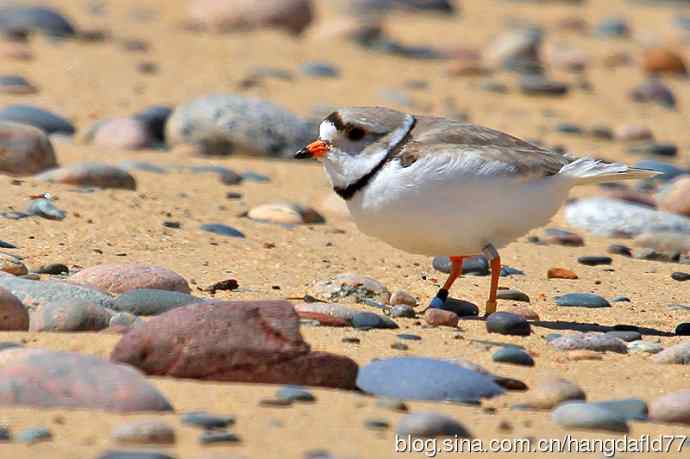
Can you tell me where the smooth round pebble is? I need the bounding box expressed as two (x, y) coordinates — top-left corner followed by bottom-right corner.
(556, 293), (610, 308)
(16, 427), (52, 444)
(439, 298), (478, 316)
(577, 256), (612, 266)
(352, 312), (398, 330)
(525, 377), (586, 409)
(112, 420), (175, 445)
(492, 346), (534, 366)
(199, 431), (240, 444)
(550, 333), (627, 353)
(552, 403), (629, 433)
(200, 223), (245, 238)
(649, 390), (690, 424)
(424, 308), (458, 327)
(390, 304), (415, 318)
(396, 412), (472, 438)
(676, 324), (690, 336)
(672, 272), (690, 282)
(496, 288), (530, 303)
(276, 385), (315, 402)
(486, 312), (531, 336)
(181, 412), (235, 430)
(605, 330), (642, 342)
(627, 340), (663, 354)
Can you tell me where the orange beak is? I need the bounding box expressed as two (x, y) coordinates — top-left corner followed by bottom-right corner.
(294, 140), (330, 159)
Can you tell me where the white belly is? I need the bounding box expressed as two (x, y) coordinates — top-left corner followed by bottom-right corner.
(346, 159), (572, 256)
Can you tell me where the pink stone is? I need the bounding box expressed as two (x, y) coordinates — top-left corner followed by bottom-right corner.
(69, 264), (190, 294)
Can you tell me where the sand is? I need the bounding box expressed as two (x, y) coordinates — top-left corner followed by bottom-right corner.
(1, 0), (690, 457)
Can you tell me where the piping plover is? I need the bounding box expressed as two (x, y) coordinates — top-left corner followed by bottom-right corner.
(295, 107), (657, 315)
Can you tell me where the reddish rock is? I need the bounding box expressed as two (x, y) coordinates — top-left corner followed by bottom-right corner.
(90, 118), (152, 150)
(547, 267), (578, 280)
(424, 308), (459, 327)
(503, 305), (540, 321)
(34, 162), (136, 190)
(0, 287), (29, 331)
(614, 124), (654, 142)
(0, 122), (57, 176)
(642, 48), (687, 76)
(111, 301), (358, 389)
(0, 253), (28, 275)
(188, 0), (313, 35)
(0, 42), (33, 61)
(657, 177), (690, 217)
(0, 348), (173, 412)
(69, 264), (190, 295)
(389, 290), (417, 307)
(297, 310), (349, 327)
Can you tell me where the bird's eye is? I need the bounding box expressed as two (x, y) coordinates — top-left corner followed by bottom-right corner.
(346, 127), (366, 141)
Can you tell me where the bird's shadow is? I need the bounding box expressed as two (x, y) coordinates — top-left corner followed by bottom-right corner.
(531, 320), (675, 338)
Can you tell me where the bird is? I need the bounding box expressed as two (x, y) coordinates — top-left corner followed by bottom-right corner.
(295, 107), (657, 316)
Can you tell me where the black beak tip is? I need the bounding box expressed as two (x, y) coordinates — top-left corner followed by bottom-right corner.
(294, 147), (312, 159)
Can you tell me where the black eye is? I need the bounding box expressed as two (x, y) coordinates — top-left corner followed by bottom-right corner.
(346, 127), (366, 141)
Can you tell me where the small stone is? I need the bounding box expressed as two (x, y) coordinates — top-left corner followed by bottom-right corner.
(133, 105), (172, 143)
(29, 300), (112, 332)
(0, 6), (76, 38)
(649, 390), (690, 424)
(34, 263), (69, 275)
(642, 48), (687, 76)
(552, 402), (629, 433)
(496, 288), (530, 303)
(248, 202), (324, 225)
(389, 289), (417, 307)
(486, 312), (530, 336)
(627, 340), (663, 354)
(543, 228), (584, 246)
(188, 0), (313, 35)
(0, 276), (115, 310)
(391, 342), (409, 351)
(293, 302), (359, 323)
(199, 431), (240, 444)
(677, 324), (690, 336)
(492, 347), (534, 366)
(594, 17), (629, 38)
(0, 253), (28, 275)
(0, 122), (57, 176)
(503, 305), (539, 321)
(0, 240), (16, 249)
(396, 412), (472, 438)
(433, 255), (489, 275)
(627, 142), (678, 158)
(390, 304), (415, 318)
(397, 334), (421, 341)
(113, 289), (203, 316)
(276, 385), (315, 402)
(550, 333), (627, 353)
(0, 287), (28, 330)
(577, 256), (612, 266)
(555, 123), (582, 134)
(630, 79), (676, 109)
(27, 199), (65, 220)
(16, 427), (52, 444)
(654, 342), (690, 364)
(592, 398), (648, 422)
(181, 412), (235, 430)
(519, 76), (568, 96)
(439, 298), (479, 316)
(300, 61), (340, 78)
(524, 377), (586, 410)
(34, 163), (136, 190)
(547, 267), (578, 279)
(90, 118), (152, 150)
(364, 418), (389, 431)
(556, 293), (610, 308)
(69, 264), (190, 295)
(606, 330), (641, 342)
(0, 105), (74, 135)
(200, 223), (245, 238)
(352, 312), (398, 330)
(424, 308), (458, 327)
(112, 420), (175, 445)
(608, 244), (632, 257)
(590, 125), (614, 140)
(614, 124), (654, 142)
(96, 451), (175, 459)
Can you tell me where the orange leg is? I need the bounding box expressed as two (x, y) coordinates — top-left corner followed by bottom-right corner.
(429, 256), (464, 309)
(485, 251), (501, 316)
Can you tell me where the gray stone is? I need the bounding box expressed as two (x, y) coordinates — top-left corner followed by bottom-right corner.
(0, 276), (114, 310)
(605, 330), (641, 342)
(556, 293), (610, 308)
(113, 289), (204, 316)
(496, 288), (530, 303)
(352, 312), (398, 330)
(0, 105), (74, 135)
(26, 198), (65, 220)
(649, 390), (690, 424)
(653, 341), (690, 364)
(390, 304), (415, 318)
(200, 223), (245, 238)
(112, 420), (175, 445)
(591, 398), (648, 422)
(16, 427), (52, 444)
(486, 312), (531, 336)
(627, 340), (663, 354)
(492, 346), (534, 366)
(396, 412), (471, 438)
(29, 300), (113, 332)
(181, 412), (235, 430)
(0, 6), (76, 38)
(550, 333), (628, 353)
(276, 385), (315, 402)
(552, 402), (629, 432)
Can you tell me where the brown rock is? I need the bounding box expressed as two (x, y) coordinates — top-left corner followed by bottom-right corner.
(524, 377), (586, 409)
(547, 267), (578, 280)
(649, 390), (690, 424)
(642, 48), (687, 75)
(389, 290), (417, 307)
(0, 287), (29, 331)
(424, 308), (459, 327)
(503, 305), (540, 321)
(0, 122), (57, 176)
(188, 0), (313, 35)
(0, 348), (173, 412)
(69, 264), (190, 294)
(614, 124), (654, 142)
(657, 177), (690, 217)
(0, 253), (28, 276)
(34, 162), (136, 190)
(111, 301), (358, 389)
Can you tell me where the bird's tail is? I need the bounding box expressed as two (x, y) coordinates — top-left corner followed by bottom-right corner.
(558, 157), (660, 186)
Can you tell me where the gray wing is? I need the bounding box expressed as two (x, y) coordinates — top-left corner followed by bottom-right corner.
(401, 117), (572, 178)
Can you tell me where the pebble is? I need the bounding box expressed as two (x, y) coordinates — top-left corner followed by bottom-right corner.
(396, 412), (472, 438)
(577, 256), (612, 266)
(524, 377), (586, 409)
(614, 124), (654, 142)
(649, 390), (690, 424)
(484, 27), (542, 71)
(486, 312), (531, 336)
(311, 273), (391, 304)
(658, 177), (690, 217)
(519, 76), (568, 96)
(550, 333), (627, 353)
(594, 17), (629, 38)
(556, 293), (609, 308)
(166, 93), (312, 157)
(29, 300), (112, 332)
(112, 420), (176, 445)
(0, 348), (172, 411)
(133, 105), (172, 143)
(389, 289), (417, 307)
(300, 61), (340, 78)
(0, 253), (28, 275)
(113, 288), (204, 316)
(0, 287), (29, 330)
(181, 412), (235, 430)
(35, 162), (136, 190)
(90, 117), (152, 150)
(364, 418), (389, 431)
(110, 312), (143, 329)
(605, 330), (641, 342)
(0, 104), (74, 135)
(188, 0), (313, 35)
(276, 385), (316, 402)
(34, 263), (69, 275)
(390, 304), (415, 318)
(241, 170), (271, 182)
(555, 123), (582, 134)
(563, 350), (603, 361)
(433, 255), (489, 275)
(642, 48), (687, 75)
(608, 244), (632, 257)
(634, 231), (690, 254)
(590, 125), (614, 140)
(294, 302), (359, 323)
(503, 305), (540, 321)
(543, 228), (584, 246)
(627, 340), (663, 354)
(492, 346), (534, 366)
(352, 0), (456, 14)
(496, 288), (530, 302)
(653, 342), (690, 364)
(0, 275), (115, 309)
(629, 78), (676, 109)
(352, 312), (398, 330)
(592, 398), (648, 422)
(0, 240), (15, 249)
(552, 403), (629, 433)
(0, 122), (57, 176)
(678, 324), (690, 336)
(627, 142), (678, 158)
(356, 357), (504, 402)
(96, 452), (175, 459)
(248, 202), (324, 225)
(0, 6), (76, 38)
(424, 308), (459, 327)
(187, 164), (243, 185)
(391, 342), (409, 351)
(438, 298), (479, 317)
(70, 264), (190, 295)
(547, 267), (578, 279)
(16, 427), (52, 444)
(27, 198), (65, 220)
(199, 223), (245, 238)
(376, 397), (408, 412)
(199, 431), (240, 444)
